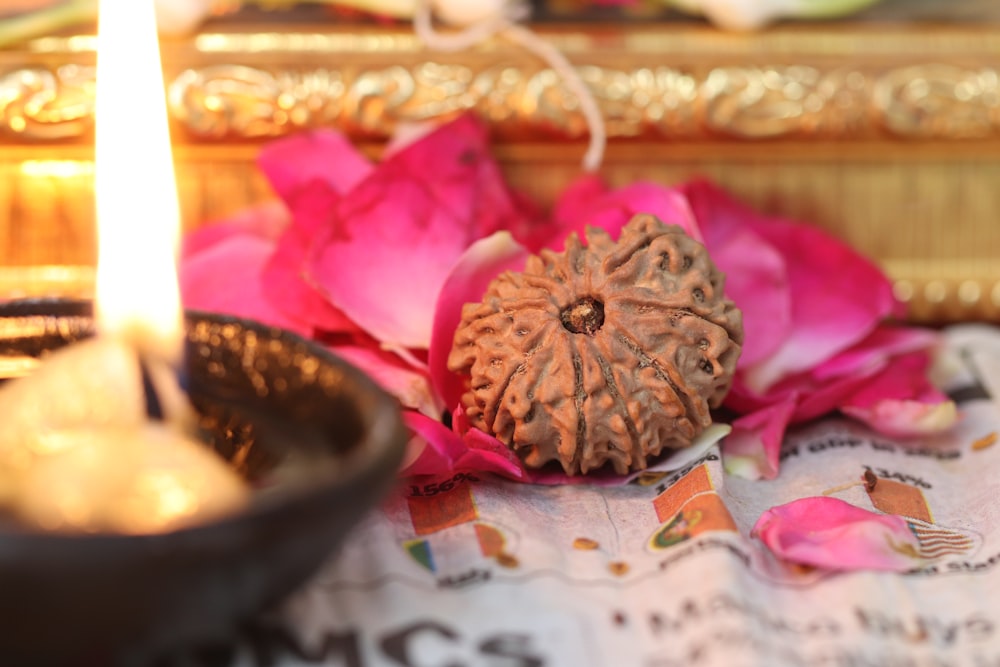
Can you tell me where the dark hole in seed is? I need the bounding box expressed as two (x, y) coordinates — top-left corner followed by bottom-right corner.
(693, 288), (705, 302)
(560, 297), (605, 336)
(657, 252), (670, 271)
(700, 360), (714, 374)
(682, 256), (693, 270)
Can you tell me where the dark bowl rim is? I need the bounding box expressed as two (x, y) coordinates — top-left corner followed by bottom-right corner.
(0, 298), (408, 547)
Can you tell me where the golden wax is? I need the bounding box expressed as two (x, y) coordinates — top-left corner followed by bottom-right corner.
(0, 336), (250, 533)
(15, 424), (250, 534)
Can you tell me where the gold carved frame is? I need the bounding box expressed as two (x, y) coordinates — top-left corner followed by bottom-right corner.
(1, 22), (999, 322)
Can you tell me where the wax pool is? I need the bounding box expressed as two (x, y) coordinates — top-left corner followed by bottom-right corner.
(0, 336), (249, 534)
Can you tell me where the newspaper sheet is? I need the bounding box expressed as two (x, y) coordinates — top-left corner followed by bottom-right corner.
(245, 325), (1000, 667)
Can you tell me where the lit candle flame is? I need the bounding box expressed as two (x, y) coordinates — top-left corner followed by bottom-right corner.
(95, 0), (182, 363)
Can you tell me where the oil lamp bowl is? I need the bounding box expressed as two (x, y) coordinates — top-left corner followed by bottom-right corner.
(0, 298), (408, 665)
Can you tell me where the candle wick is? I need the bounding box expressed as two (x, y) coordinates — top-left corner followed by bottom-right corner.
(138, 354), (165, 421)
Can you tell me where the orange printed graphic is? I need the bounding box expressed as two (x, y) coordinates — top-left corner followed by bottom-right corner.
(407, 484), (478, 536)
(649, 493), (738, 549)
(649, 465), (736, 550)
(862, 476), (978, 562)
(867, 478), (933, 523)
(649, 465), (737, 550)
(653, 464), (713, 523)
(475, 523), (506, 558)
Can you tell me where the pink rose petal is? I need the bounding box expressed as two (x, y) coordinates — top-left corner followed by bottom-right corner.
(379, 114), (533, 244)
(181, 200), (289, 259)
(838, 349), (957, 437)
(258, 129), (373, 203)
(553, 174), (703, 245)
(740, 219), (899, 394)
(705, 227), (789, 369)
(551, 173), (605, 234)
(180, 229), (310, 337)
(780, 370), (875, 424)
(727, 327), (954, 440)
(810, 326), (940, 381)
(842, 400), (958, 438)
(839, 349), (942, 409)
(460, 422), (526, 481)
(400, 412), (524, 480)
(331, 344), (442, 418)
(308, 115), (531, 350)
(753, 496), (924, 572)
(261, 181), (361, 333)
(721, 396), (797, 480)
(256, 133), (373, 333)
(309, 183), (471, 349)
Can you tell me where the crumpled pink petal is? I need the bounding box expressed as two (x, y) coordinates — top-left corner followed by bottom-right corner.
(307, 115), (533, 350)
(428, 231), (530, 410)
(834, 334), (946, 411)
(729, 326), (948, 423)
(721, 396), (797, 480)
(400, 411), (524, 480)
(753, 496), (924, 572)
(256, 130), (378, 334)
(809, 325), (939, 381)
(181, 200), (289, 258)
(553, 174), (702, 245)
(261, 181), (361, 334)
(258, 129), (373, 203)
(722, 326), (956, 477)
(839, 350), (957, 437)
(180, 202), (311, 336)
(331, 344), (443, 419)
(738, 218), (899, 394)
(843, 400), (958, 439)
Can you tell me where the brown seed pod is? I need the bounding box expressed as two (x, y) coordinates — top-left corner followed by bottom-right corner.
(448, 214), (743, 476)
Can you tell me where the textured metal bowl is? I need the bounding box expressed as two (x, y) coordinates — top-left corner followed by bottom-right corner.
(0, 299), (407, 666)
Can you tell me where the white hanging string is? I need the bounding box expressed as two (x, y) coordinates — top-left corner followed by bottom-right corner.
(500, 22), (606, 173)
(413, 0), (606, 173)
(413, 0), (528, 51)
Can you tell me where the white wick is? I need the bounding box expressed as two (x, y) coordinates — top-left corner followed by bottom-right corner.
(414, 0), (607, 173)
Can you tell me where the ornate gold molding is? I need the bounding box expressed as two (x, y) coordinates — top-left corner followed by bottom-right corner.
(3, 24), (999, 324)
(3, 59), (1000, 142)
(0, 64), (95, 140)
